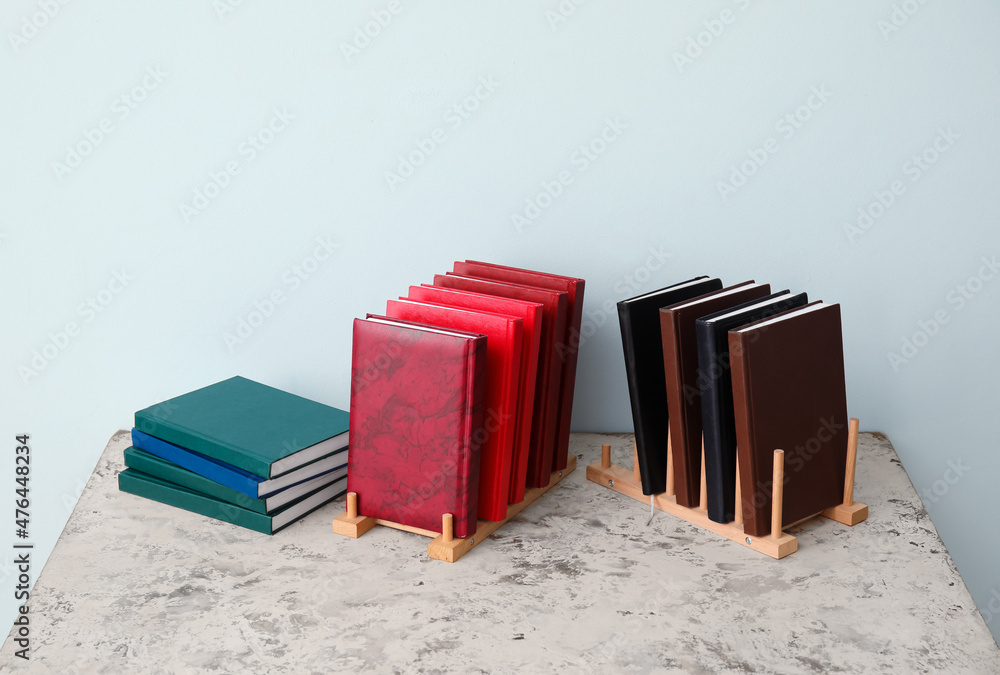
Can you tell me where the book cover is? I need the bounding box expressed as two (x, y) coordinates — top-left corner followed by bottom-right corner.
(728, 302), (849, 537)
(453, 261), (585, 473)
(118, 468), (346, 535)
(123, 446), (348, 514)
(617, 277), (721, 495)
(659, 282), (771, 507)
(348, 315), (487, 538)
(385, 299), (522, 522)
(434, 273), (567, 488)
(134, 376), (349, 479)
(406, 284), (542, 504)
(694, 291), (809, 523)
(130, 428), (348, 499)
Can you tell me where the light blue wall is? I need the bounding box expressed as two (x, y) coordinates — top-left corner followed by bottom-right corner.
(3, 1), (998, 642)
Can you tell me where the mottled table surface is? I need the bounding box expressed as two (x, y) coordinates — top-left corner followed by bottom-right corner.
(2, 431), (998, 674)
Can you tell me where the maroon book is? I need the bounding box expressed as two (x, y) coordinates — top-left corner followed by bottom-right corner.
(454, 261), (585, 473)
(347, 315), (487, 538)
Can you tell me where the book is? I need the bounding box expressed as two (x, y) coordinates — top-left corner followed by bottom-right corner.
(348, 315), (487, 538)
(123, 446), (348, 514)
(434, 273), (567, 488)
(694, 291), (809, 523)
(659, 282), (771, 507)
(118, 468), (347, 535)
(617, 277), (721, 495)
(134, 376), (350, 479)
(385, 299), (522, 522)
(728, 301), (850, 537)
(131, 428), (348, 499)
(453, 261), (586, 472)
(405, 284), (542, 503)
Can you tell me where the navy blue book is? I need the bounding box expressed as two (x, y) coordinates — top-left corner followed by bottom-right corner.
(694, 291), (809, 523)
(131, 428), (348, 499)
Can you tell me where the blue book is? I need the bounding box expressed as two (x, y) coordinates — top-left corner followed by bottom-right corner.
(131, 428), (348, 499)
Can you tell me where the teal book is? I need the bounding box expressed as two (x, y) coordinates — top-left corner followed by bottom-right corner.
(133, 376), (350, 479)
(118, 468), (346, 535)
(123, 447), (347, 514)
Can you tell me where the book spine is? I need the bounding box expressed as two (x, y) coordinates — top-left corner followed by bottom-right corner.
(458, 336), (487, 539)
(661, 309), (697, 506)
(728, 330), (762, 537)
(131, 429), (262, 498)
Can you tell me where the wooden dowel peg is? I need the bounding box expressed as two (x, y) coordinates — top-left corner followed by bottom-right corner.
(843, 418), (860, 507)
(442, 514), (454, 543)
(601, 443), (611, 469)
(771, 450), (785, 539)
(699, 438), (708, 511)
(734, 462), (742, 525)
(347, 492), (358, 519)
(666, 431), (675, 496)
(632, 443), (640, 483)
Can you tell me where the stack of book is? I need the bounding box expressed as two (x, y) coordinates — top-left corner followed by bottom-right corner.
(118, 376), (350, 535)
(619, 279), (849, 534)
(348, 261), (585, 538)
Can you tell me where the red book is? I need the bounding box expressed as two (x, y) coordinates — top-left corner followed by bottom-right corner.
(405, 285), (543, 504)
(385, 299), (522, 522)
(454, 261), (585, 472)
(434, 273), (567, 488)
(348, 315), (486, 539)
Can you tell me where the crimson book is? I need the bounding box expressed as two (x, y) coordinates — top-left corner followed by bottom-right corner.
(347, 315), (487, 539)
(405, 285), (542, 504)
(384, 299), (523, 522)
(453, 261), (585, 472)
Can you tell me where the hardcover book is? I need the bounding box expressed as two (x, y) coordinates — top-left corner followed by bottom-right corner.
(134, 376), (349, 479)
(348, 315), (487, 538)
(405, 284), (542, 504)
(433, 273), (567, 488)
(118, 468), (346, 535)
(123, 446), (347, 514)
(694, 291), (809, 523)
(131, 428), (347, 499)
(728, 301), (850, 537)
(453, 261), (585, 473)
(659, 282), (771, 507)
(385, 299), (522, 522)
(617, 277), (721, 495)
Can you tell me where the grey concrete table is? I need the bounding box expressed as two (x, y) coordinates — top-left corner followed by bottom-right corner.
(2, 431), (998, 673)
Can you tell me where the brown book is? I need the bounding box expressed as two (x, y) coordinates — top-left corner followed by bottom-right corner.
(659, 282), (771, 507)
(728, 301), (849, 537)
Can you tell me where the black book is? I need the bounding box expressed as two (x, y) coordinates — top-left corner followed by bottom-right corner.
(617, 277), (722, 494)
(695, 291), (809, 523)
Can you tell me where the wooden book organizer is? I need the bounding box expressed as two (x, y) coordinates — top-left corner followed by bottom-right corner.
(585, 418), (868, 559)
(332, 455), (576, 562)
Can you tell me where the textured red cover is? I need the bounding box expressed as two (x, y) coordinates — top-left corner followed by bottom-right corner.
(385, 299), (522, 522)
(348, 316), (486, 538)
(406, 285), (542, 504)
(455, 261), (585, 473)
(434, 273), (567, 488)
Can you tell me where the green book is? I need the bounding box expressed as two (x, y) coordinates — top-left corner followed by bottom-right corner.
(123, 447), (347, 514)
(133, 376), (350, 479)
(118, 468), (346, 535)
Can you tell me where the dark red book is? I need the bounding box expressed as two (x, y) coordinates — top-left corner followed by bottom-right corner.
(405, 285), (542, 504)
(434, 273), (567, 488)
(454, 261), (585, 472)
(659, 282), (771, 507)
(385, 299), (522, 522)
(347, 315), (486, 539)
